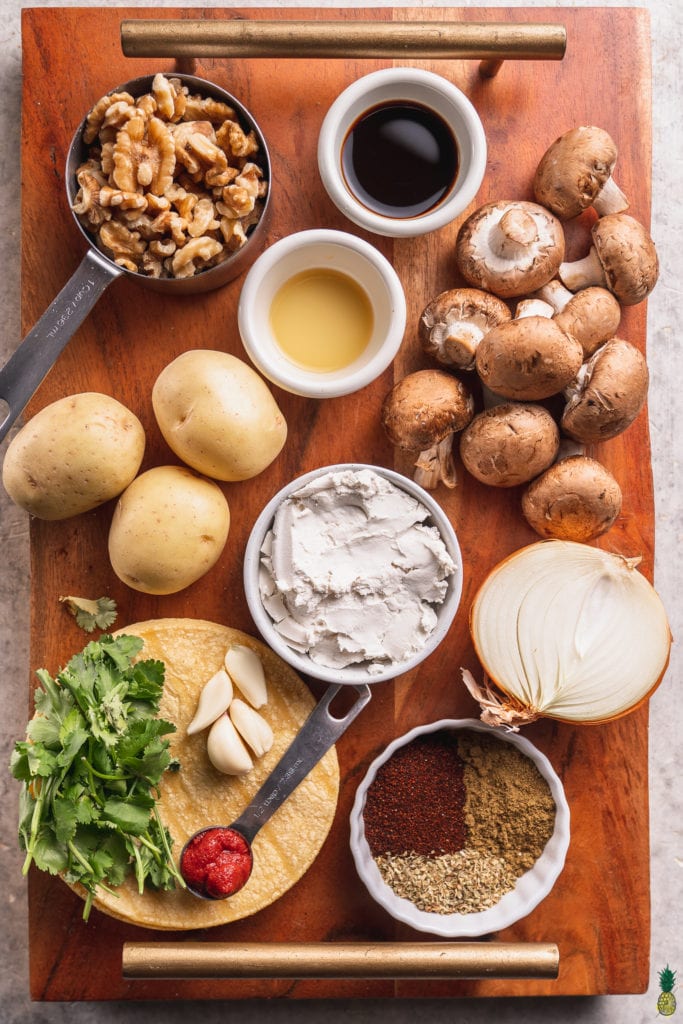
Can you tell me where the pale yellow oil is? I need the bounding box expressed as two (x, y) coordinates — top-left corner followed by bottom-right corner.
(269, 268), (374, 373)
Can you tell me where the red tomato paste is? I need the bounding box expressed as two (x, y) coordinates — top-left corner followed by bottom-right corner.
(180, 827), (253, 899)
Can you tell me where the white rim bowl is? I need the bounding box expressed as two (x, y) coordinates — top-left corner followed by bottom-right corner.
(318, 67), (487, 238)
(350, 718), (570, 936)
(243, 463), (463, 685)
(237, 230), (407, 399)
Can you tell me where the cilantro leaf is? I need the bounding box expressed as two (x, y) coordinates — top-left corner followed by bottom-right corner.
(102, 795), (153, 836)
(56, 708), (89, 767)
(52, 795), (79, 845)
(60, 595), (118, 633)
(32, 827), (70, 876)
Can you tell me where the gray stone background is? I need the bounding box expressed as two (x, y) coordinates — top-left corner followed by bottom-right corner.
(1, 1), (680, 1021)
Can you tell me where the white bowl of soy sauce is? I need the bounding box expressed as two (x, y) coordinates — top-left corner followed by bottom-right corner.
(318, 67), (487, 238)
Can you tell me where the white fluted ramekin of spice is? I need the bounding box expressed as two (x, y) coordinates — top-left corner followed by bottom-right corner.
(350, 718), (570, 937)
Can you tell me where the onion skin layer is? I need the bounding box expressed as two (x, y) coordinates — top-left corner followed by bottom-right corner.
(467, 540), (672, 726)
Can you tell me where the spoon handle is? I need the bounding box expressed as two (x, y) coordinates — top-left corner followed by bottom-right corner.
(0, 248), (120, 443)
(233, 682), (372, 845)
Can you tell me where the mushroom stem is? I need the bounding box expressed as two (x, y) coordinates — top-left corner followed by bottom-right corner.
(492, 207), (539, 257)
(514, 298), (554, 319)
(443, 323), (482, 367)
(534, 279), (574, 312)
(414, 436), (457, 490)
(593, 175), (629, 216)
(556, 437), (587, 460)
(481, 383), (508, 409)
(558, 247), (607, 292)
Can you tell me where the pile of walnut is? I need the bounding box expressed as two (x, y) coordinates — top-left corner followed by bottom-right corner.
(72, 73), (267, 280)
(382, 125), (658, 543)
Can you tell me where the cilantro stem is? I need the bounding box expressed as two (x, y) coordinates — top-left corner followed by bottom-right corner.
(137, 833), (162, 858)
(22, 776), (52, 874)
(82, 891), (93, 922)
(68, 839), (94, 875)
(132, 841), (145, 894)
(81, 756), (131, 783)
(153, 805), (186, 888)
(83, 760), (105, 807)
(81, 878), (120, 922)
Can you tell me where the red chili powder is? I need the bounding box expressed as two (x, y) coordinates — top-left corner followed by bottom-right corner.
(180, 827), (253, 899)
(363, 731), (467, 856)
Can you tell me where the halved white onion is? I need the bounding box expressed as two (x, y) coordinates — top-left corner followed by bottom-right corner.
(465, 540), (671, 727)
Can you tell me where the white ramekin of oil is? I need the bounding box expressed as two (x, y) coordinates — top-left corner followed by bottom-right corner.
(237, 229), (406, 398)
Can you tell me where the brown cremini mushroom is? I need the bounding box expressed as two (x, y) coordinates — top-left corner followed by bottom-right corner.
(533, 280), (621, 357)
(418, 288), (511, 371)
(521, 454), (622, 542)
(559, 213), (659, 305)
(460, 403), (560, 488)
(561, 337), (649, 443)
(533, 126), (629, 219)
(381, 369), (474, 490)
(475, 306), (584, 401)
(455, 200), (565, 299)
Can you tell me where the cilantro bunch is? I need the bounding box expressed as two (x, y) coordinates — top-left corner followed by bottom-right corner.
(10, 633), (185, 920)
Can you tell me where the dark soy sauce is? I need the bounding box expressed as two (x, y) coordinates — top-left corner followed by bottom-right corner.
(341, 101), (459, 219)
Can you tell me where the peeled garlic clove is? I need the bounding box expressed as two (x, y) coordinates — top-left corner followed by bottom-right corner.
(187, 668), (233, 736)
(229, 699), (274, 758)
(206, 712), (253, 776)
(224, 644), (267, 709)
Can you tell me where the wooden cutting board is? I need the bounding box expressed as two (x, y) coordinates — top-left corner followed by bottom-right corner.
(20, 5), (654, 1001)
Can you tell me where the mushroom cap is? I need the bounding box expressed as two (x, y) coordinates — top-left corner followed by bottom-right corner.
(381, 369), (474, 451)
(561, 336), (649, 442)
(521, 454), (622, 542)
(591, 213), (659, 304)
(419, 287), (512, 371)
(455, 200), (565, 299)
(553, 286), (622, 357)
(533, 126), (619, 219)
(475, 316), (584, 400)
(460, 403), (560, 488)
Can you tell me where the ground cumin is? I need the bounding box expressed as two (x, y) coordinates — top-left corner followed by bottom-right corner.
(458, 730), (557, 877)
(365, 728), (557, 915)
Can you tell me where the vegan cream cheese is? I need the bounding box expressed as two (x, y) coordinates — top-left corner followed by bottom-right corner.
(258, 468), (456, 672)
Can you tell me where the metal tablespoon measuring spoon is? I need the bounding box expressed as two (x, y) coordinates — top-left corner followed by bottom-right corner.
(179, 682), (372, 900)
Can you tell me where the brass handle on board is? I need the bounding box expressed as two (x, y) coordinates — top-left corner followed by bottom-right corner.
(122, 941), (560, 980)
(120, 20), (567, 77)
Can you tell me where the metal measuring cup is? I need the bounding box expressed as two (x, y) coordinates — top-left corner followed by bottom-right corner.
(0, 73), (272, 444)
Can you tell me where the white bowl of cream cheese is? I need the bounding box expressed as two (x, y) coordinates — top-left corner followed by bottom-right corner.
(243, 464), (463, 685)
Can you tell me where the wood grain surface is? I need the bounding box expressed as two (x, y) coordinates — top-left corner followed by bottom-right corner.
(20, 5), (653, 1001)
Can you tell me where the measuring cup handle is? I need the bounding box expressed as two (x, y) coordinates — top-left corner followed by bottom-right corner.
(0, 248), (121, 444)
(233, 683), (372, 844)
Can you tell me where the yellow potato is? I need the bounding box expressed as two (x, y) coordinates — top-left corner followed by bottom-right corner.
(108, 465), (230, 595)
(1, 392), (145, 520)
(152, 350), (287, 482)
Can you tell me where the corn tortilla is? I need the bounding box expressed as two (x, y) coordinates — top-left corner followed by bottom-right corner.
(73, 618), (340, 929)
